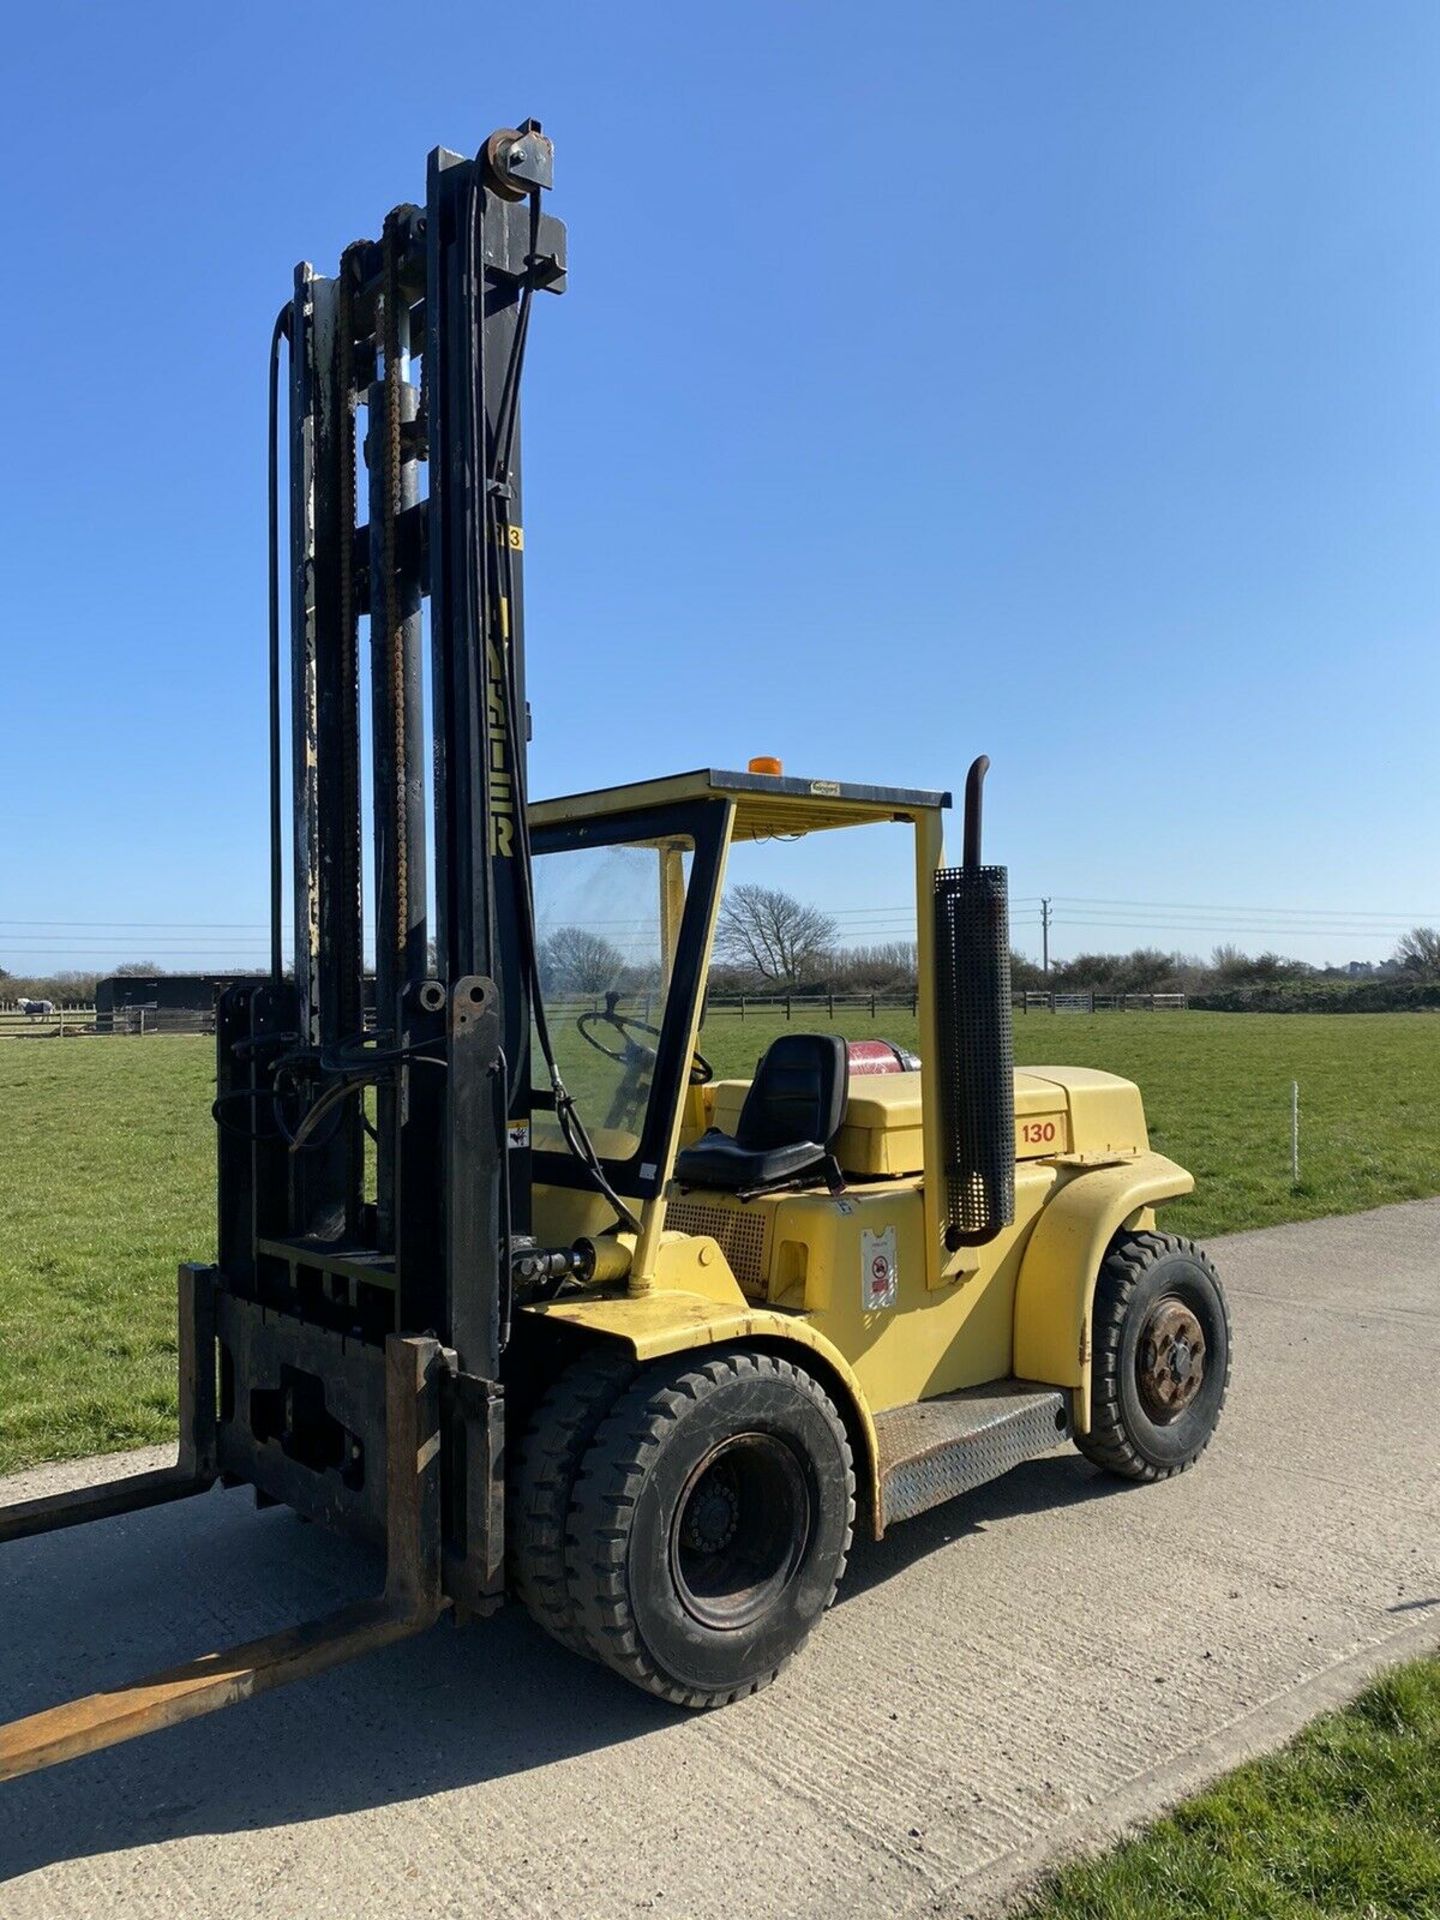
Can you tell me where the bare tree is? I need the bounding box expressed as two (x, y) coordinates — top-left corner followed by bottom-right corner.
(829, 941), (918, 992)
(1395, 926), (1440, 979)
(1208, 946), (1307, 987)
(714, 885), (836, 987)
(539, 924), (625, 994)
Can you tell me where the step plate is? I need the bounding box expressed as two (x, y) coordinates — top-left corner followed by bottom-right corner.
(875, 1380), (1071, 1530)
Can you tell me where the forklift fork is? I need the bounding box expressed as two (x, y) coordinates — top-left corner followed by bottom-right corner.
(0, 1271), (448, 1782)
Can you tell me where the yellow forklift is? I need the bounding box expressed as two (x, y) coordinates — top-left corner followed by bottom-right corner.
(0, 124), (1229, 1772)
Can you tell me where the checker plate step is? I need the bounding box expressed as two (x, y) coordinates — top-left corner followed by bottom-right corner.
(874, 1379), (1071, 1530)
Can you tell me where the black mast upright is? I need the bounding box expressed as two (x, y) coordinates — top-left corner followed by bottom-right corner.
(423, 127), (566, 1369)
(238, 125), (565, 1379)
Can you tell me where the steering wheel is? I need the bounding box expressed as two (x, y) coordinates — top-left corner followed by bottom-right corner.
(576, 993), (713, 1086)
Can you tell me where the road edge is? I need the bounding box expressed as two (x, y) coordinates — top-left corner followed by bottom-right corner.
(936, 1611), (1440, 1920)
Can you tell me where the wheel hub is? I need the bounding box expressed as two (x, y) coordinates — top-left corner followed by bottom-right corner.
(681, 1475), (739, 1555)
(1136, 1298), (1207, 1420)
(670, 1433), (811, 1631)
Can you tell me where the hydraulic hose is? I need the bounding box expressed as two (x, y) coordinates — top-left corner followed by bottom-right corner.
(267, 303), (293, 985)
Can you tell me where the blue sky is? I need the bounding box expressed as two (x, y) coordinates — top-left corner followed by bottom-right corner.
(2, 1), (1437, 973)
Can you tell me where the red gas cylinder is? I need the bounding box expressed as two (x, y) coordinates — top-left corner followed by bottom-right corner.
(846, 1038), (920, 1076)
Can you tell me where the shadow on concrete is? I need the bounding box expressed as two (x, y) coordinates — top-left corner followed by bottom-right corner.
(838, 1448), (1117, 1601)
(0, 1448), (1112, 1880)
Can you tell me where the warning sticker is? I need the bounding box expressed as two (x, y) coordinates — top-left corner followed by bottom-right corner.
(507, 1122), (530, 1150)
(862, 1226), (898, 1310)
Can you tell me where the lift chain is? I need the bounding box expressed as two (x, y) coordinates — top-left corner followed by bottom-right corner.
(381, 213), (409, 976)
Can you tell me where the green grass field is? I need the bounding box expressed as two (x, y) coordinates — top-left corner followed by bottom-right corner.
(2, 1010), (1438, 1474)
(1019, 1655), (1440, 1919)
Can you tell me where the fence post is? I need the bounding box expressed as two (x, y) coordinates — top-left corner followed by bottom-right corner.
(740, 995), (745, 1020)
(785, 995), (791, 1021)
(869, 990), (876, 1019)
(827, 993), (834, 1020)
(1291, 1081), (1300, 1183)
(139, 1009), (147, 1038)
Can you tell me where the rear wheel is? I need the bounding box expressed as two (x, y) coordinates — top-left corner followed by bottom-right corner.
(1077, 1230), (1231, 1482)
(508, 1347), (638, 1655)
(565, 1350), (855, 1708)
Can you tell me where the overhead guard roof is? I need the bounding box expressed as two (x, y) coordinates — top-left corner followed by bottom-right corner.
(531, 768), (952, 839)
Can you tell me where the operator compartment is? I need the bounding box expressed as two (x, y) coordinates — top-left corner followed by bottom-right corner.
(694, 1055), (1083, 1179)
(670, 1041), (1149, 1316)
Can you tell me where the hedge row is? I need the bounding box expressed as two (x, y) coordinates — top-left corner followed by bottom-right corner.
(1189, 979), (1440, 1014)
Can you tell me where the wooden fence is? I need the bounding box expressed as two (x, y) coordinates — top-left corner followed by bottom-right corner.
(1, 986), (1187, 1041)
(0, 1004), (216, 1039)
(1015, 991), (1187, 1013)
(706, 991), (920, 1021)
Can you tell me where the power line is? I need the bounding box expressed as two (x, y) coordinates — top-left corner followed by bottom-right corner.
(1050, 896), (1435, 921)
(1055, 921), (1403, 940)
(0, 918), (270, 930)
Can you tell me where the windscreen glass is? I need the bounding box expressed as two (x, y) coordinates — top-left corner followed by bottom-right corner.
(530, 834), (694, 1162)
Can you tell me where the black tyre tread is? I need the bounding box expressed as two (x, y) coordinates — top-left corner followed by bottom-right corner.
(508, 1346), (639, 1656)
(1076, 1229), (1232, 1483)
(565, 1350), (855, 1709)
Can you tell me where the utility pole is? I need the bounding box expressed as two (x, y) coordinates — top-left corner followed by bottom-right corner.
(1041, 898), (1051, 975)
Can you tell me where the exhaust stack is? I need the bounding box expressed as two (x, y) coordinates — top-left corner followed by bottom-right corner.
(933, 755), (1015, 1248)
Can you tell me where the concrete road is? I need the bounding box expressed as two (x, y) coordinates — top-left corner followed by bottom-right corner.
(2, 1200), (1437, 1919)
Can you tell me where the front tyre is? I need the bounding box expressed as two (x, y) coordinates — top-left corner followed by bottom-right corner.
(566, 1350), (855, 1708)
(1076, 1230), (1231, 1482)
(508, 1347), (638, 1656)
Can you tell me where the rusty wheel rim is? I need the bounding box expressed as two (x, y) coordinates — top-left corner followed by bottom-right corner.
(1135, 1296), (1207, 1422)
(670, 1434), (811, 1632)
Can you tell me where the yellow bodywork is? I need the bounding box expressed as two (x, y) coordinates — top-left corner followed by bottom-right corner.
(522, 766), (1197, 1531)
(527, 1229), (885, 1534)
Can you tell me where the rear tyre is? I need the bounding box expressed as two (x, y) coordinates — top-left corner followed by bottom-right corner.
(565, 1350), (855, 1708)
(1077, 1230), (1231, 1482)
(508, 1347), (638, 1656)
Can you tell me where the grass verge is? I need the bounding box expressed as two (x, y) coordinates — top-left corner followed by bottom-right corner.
(1, 1011), (1437, 1472)
(1018, 1654), (1440, 1919)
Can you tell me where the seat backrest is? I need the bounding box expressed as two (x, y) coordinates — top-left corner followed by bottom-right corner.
(736, 1034), (849, 1153)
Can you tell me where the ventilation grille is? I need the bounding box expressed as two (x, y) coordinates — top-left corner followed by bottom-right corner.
(934, 864), (1015, 1244)
(665, 1200), (768, 1291)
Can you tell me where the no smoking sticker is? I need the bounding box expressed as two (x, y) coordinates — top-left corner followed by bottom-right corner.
(862, 1225), (897, 1309)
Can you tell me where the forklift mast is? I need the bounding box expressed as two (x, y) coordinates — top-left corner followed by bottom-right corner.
(230, 125), (566, 1380)
(0, 127), (572, 1780)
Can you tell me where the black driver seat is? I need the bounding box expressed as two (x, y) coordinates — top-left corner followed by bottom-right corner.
(673, 1033), (849, 1193)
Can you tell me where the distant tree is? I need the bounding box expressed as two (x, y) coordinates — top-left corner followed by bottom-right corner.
(2, 969), (99, 1004)
(1010, 949), (1046, 992)
(1248, 951), (1309, 984)
(1395, 926), (1440, 979)
(1053, 952), (1123, 989)
(714, 885), (837, 988)
(1211, 944), (1253, 983)
(1118, 948), (1182, 992)
(539, 925), (625, 994)
(113, 961), (166, 977)
(1209, 945), (1307, 986)
(828, 942), (918, 992)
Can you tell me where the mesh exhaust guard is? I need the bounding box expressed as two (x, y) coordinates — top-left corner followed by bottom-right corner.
(934, 863), (1015, 1247)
